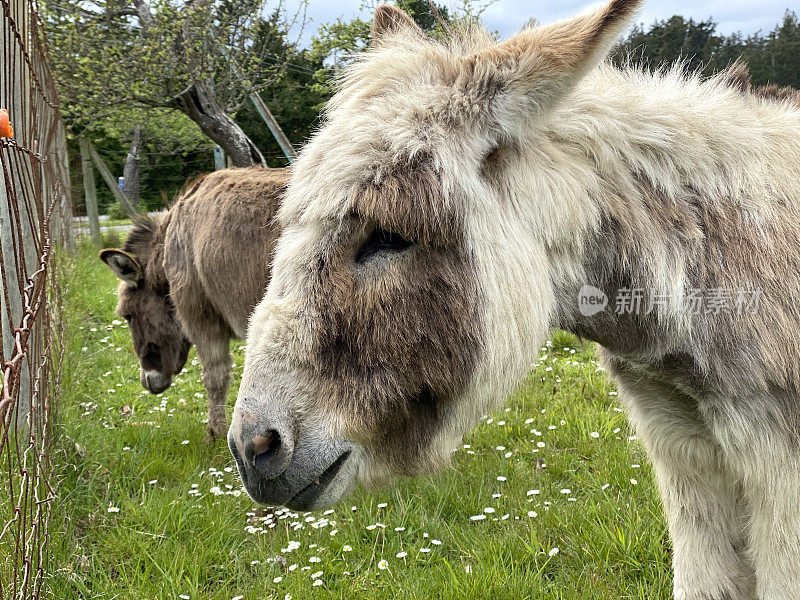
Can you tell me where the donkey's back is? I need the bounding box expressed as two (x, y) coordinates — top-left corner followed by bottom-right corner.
(165, 167), (288, 340)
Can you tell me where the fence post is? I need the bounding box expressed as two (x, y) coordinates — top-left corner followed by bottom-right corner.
(78, 137), (102, 245)
(1, 0), (70, 594)
(48, 122), (73, 248)
(87, 140), (138, 218)
(59, 122), (73, 248)
(217, 43), (298, 164)
(1, 0), (35, 431)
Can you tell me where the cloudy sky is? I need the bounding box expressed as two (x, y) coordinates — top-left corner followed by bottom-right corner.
(285, 0), (793, 47)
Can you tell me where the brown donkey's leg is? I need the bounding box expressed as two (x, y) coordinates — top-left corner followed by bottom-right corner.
(610, 365), (756, 600)
(177, 295), (233, 442)
(195, 333), (232, 443)
(172, 275), (234, 443)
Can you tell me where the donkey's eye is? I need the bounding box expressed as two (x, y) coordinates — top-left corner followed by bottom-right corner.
(355, 227), (413, 263)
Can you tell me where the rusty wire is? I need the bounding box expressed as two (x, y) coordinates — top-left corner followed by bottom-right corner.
(0, 0), (71, 597)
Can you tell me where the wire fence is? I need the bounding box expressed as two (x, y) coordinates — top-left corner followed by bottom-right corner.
(1, 0), (72, 597)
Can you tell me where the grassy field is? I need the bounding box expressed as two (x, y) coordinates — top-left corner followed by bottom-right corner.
(50, 242), (672, 600)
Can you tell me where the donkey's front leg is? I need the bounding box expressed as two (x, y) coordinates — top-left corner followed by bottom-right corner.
(747, 465), (800, 600)
(711, 400), (800, 600)
(654, 449), (755, 600)
(611, 370), (755, 600)
(195, 333), (232, 443)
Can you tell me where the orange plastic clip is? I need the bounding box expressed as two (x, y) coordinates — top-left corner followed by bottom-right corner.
(0, 109), (14, 139)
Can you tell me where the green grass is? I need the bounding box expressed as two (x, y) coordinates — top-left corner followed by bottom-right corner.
(49, 242), (673, 600)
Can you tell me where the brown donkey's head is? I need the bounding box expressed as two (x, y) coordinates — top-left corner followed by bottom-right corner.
(230, 0), (644, 510)
(101, 218), (191, 394)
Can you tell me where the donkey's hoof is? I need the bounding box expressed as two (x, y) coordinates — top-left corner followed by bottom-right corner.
(204, 422), (228, 444)
(204, 428), (222, 444)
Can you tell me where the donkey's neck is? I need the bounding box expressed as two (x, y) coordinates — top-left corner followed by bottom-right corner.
(539, 65), (794, 361)
(549, 221), (684, 361)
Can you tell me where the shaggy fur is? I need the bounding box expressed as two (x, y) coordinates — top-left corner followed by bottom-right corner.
(102, 167), (287, 440)
(232, 1), (800, 597)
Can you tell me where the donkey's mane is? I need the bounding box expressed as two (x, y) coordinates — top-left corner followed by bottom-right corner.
(124, 216), (160, 259)
(121, 213), (170, 294)
(174, 172), (210, 206)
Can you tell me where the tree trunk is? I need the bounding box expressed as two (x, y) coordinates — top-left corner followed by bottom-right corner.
(122, 125), (141, 207)
(131, 0), (155, 29)
(169, 81), (266, 167)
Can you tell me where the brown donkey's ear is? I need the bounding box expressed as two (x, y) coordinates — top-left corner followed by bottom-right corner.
(372, 5), (424, 45)
(721, 60), (752, 93)
(99, 249), (143, 288)
(474, 0), (643, 118)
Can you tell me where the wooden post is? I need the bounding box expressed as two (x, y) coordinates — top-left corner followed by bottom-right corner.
(218, 43), (298, 163)
(54, 122), (73, 248)
(1, 0), (34, 429)
(248, 92), (298, 164)
(78, 138), (102, 245)
(86, 139), (138, 218)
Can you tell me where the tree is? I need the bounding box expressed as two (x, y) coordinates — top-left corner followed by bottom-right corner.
(758, 11), (800, 88)
(46, 0), (307, 166)
(309, 0), (454, 98)
(615, 16), (722, 75)
(615, 12), (800, 90)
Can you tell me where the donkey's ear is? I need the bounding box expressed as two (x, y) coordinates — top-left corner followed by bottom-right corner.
(721, 60), (752, 93)
(372, 5), (424, 46)
(478, 0), (643, 116)
(99, 249), (142, 288)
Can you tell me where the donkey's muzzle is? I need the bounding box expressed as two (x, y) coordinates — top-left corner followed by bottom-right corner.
(141, 370), (172, 394)
(228, 393), (358, 510)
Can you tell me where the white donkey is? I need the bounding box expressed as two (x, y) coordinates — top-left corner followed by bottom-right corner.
(229, 1), (800, 598)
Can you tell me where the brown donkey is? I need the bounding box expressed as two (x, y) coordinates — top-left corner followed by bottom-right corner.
(102, 167), (287, 441)
(229, 1), (800, 598)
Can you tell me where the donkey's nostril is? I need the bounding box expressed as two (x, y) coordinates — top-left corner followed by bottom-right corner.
(252, 430), (281, 467)
(234, 411), (294, 481)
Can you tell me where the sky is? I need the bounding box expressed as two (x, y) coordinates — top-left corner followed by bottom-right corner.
(284, 0), (795, 47)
